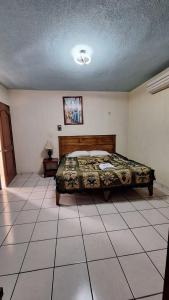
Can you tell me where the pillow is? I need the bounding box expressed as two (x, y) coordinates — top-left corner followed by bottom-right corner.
(67, 151), (90, 157)
(89, 150), (110, 156)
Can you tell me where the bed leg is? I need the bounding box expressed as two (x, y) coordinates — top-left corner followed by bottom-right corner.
(148, 184), (153, 196)
(103, 190), (111, 202)
(56, 191), (60, 206)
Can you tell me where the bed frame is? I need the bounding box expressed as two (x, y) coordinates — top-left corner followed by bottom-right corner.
(56, 134), (154, 205)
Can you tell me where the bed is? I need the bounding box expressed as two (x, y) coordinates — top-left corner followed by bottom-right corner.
(55, 135), (155, 205)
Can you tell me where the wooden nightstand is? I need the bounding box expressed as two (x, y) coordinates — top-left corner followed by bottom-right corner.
(43, 158), (58, 177)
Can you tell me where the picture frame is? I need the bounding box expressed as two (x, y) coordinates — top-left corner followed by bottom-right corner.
(63, 96), (83, 125)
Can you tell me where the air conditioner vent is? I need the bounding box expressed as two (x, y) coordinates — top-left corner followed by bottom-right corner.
(147, 67), (169, 94)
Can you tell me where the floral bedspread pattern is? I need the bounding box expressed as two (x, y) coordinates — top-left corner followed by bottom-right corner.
(56, 154), (154, 192)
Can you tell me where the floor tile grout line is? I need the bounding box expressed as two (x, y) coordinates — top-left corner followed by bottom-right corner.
(0, 202), (166, 276)
(1, 192), (169, 210)
(16, 177), (50, 215)
(138, 207), (169, 224)
(0, 188), (31, 203)
(1, 189), (45, 196)
(121, 193), (151, 206)
(94, 204), (136, 300)
(1, 216), (169, 247)
(9, 177), (28, 188)
(114, 193), (169, 243)
(2, 183), (168, 200)
(9, 181), (48, 300)
(123, 191), (169, 210)
(0, 236), (167, 271)
(134, 291), (163, 299)
(0, 231), (167, 254)
(138, 212), (169, 243)
(0, 210), (22, 245)
(0, 181), (168, 297)
(79, 207), (169, 231)
(1, 200), (169, 213)
(116, 206), (167, 280)
(146, 252), (166, 279)
(146, 247), (167, 254)
(0, 261), (94, 278)
(2, 224), (59, 246)
(77, 204), (95, 300)
(2, 200), (169, 214)
(0, 207), (38, 241)
(116, 208), (166, 281)
(1, 226), (167, 250)
(1, 212), (169, 225)
(125, 199), (169, 209)
(128, 206), (169, 243)
(152, 225), (168, 242)
(156, 206), (169, 221)
(0, 200), (27, 211)
(9, 213), (40, 299)
(50, 203), (60, 300)
(0, 247), (167, 277)
(0, 219), (38, 227)
(79, 214), (169, 232)
(0, 219), (168, 242)
(0, 226), (14, 247)
(21, 197), (45, 211)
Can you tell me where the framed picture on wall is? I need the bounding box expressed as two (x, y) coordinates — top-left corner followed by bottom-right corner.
(63, 96), (83, 125)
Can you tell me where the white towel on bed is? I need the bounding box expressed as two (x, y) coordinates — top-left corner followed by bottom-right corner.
(99, 163), (115, 170)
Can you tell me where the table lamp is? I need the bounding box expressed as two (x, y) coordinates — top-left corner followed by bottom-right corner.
(45, 141), (53, 160)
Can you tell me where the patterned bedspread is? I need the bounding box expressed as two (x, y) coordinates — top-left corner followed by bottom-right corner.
(56, 153), (155, 193)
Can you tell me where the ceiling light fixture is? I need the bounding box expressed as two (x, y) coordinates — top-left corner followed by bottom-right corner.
(74, 49), (91, 65)
(72, 45), (92, 65)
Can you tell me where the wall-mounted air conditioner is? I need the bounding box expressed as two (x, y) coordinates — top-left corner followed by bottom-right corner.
(147, 67), (169, 94)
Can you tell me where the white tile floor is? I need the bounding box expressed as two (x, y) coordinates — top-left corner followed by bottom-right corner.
(0, 174), (168, 300)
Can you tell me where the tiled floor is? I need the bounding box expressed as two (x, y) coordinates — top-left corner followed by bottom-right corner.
(0, 174), (168, 300)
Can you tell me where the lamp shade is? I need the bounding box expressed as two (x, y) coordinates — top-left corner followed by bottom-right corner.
(45, 141), (53, 150)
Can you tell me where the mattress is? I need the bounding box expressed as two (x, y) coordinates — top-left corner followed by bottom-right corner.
(56, 153), (155, 193)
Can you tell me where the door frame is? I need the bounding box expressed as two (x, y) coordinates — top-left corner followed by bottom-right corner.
(163, 231), (169, 300)
(0, 102), (16, 187)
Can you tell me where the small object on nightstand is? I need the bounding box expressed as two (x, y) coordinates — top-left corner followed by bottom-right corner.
(43, 158), (58, 177)
(45, 141), (53, 160)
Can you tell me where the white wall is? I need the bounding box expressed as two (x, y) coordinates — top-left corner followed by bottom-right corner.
(0, 84), (10, 105)
(128, 84), (169, 187)
(5, 79), (169, 187)
(9, 90), (129, 173)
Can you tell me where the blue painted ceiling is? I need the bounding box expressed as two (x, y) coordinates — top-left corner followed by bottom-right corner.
(0, 0), (169, 91)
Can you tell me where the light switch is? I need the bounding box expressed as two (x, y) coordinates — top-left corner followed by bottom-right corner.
(57, 125), (62, 131)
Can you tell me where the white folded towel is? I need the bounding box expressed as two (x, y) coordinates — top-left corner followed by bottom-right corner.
(99, 163), (115, 170)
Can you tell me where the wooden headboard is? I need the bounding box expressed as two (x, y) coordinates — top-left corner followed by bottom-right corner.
(58, 135), (116, 158)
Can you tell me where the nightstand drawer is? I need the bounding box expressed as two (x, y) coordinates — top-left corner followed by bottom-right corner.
(43, 158), (58, 177)
(45, 162), (57, 170)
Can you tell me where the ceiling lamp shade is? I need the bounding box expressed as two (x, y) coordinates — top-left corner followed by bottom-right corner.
(74, 49), (91, 65)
